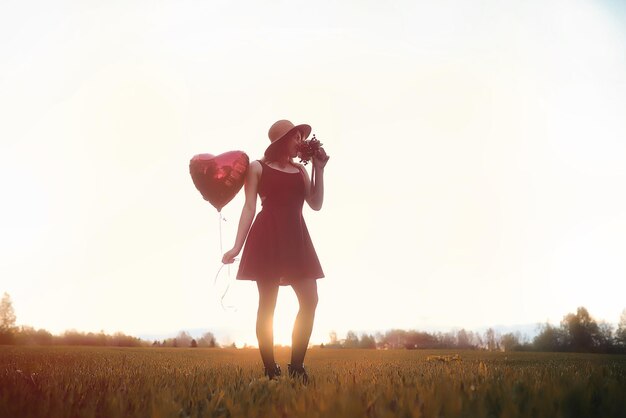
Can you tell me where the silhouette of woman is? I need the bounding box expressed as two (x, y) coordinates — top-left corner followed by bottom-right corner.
(222, 120), (329, 382)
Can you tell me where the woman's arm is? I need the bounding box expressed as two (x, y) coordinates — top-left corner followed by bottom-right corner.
(302, 148), (329, 211)
(222, 161), (261, 263)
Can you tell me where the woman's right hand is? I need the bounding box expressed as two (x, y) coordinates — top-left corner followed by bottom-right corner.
(222, 248), (240, 264)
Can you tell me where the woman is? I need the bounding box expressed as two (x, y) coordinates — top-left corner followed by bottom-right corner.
(222, 119), (329, 382)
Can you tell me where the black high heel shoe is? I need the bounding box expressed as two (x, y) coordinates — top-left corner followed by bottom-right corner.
(287, 364), (309, 384)
(264, 363), (281, 380)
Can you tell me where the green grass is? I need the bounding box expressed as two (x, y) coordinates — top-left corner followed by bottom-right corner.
(1, 346), (625, 418)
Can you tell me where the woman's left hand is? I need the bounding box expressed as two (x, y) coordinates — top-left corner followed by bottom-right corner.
(312, 147), (330, 170)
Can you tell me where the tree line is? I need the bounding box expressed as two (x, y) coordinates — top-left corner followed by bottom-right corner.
(323, 307), (626, 353)
(2, 291), (625, 353)
(150, 330), (219, 348)
(0, 292), (218, 348)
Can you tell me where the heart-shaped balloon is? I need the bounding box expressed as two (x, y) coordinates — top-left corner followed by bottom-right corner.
(189, 151), (249, 212)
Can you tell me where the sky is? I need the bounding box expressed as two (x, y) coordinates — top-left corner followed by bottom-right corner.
(1, 0), (626, 346)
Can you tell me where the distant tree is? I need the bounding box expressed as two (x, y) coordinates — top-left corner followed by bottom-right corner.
(375, 332), (384, 348)
(37, 328), (53, 345)
(190, 339), (198, 348)
(0, 292), (17, 343)
(358, 333), (376, 349)
(95, 331), (107, 346)
(176, 331), (192, 348)
(616, 309), (626, 348)
(406, 331), (438, 349)
(596, 322), (614, 353)
(14, 326), (34, 345)
(112, 332), (143, 347)
(383, 329), (407, 349)
(438, 331), (456, 349)
(53, 329), (142, 347)
(471, 331), (484, 348)
(533, 322), (566, 351)
(344, 331), (359, 348)
(456, 329), (472, 349)
(198, 331), (218, 348)
(484, 328), (498, 351)
(500, 332), (521, 352)
(14, 326), (52, 346)
(561, 307), (601, 352)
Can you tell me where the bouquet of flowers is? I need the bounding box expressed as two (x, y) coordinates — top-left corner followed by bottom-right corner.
(296, 134), (324, 165)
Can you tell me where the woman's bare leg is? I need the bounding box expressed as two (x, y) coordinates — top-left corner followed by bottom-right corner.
(256, 280), (279, 369)
(290, 279), (319, 367)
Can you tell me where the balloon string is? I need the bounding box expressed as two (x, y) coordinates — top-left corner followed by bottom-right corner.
(218, 211), (224, 254)
(214, 262), (238, 311)
(216, 211), (237, 311)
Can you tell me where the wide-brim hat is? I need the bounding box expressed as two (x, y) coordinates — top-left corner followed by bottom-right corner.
(265, 120), (312, 157)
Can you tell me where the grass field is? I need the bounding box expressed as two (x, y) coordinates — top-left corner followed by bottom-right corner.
(1, 346), (626, 418)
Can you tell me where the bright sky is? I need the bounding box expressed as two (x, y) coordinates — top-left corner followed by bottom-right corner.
(2, 0), (626, 346)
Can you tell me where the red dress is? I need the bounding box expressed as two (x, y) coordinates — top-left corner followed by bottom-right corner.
(236, 160), (324, 284)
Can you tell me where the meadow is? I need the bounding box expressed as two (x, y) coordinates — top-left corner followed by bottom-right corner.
(1, 346), (625, 418)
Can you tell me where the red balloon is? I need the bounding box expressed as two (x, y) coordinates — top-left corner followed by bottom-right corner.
(189, 151), (249, 212)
